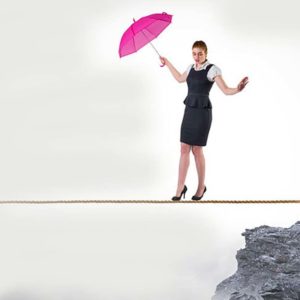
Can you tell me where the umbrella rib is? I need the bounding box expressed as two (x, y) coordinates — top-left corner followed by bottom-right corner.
(132, 17), (169, 36)
(140, 20), (170, 46)
(142, 21), (168, 38)
(130, 24), (137, 53)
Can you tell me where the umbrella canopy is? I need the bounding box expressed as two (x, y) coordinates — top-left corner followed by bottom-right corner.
(118, 12), (172, 58)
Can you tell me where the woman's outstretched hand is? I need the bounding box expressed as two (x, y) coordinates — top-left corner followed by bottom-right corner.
(159, 56), (168, 67)
(237, 76), (249, 92)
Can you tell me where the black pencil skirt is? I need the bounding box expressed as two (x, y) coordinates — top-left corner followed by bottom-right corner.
(180, 105), (212, 146)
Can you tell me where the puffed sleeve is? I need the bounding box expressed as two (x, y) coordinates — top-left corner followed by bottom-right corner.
(207, 65), (222, 82)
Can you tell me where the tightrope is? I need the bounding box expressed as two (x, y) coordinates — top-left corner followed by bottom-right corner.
(0, 200), (299, 204)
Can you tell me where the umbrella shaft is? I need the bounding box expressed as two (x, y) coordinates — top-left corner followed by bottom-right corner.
(149, 41), (160, 57)
(141, 29), (161, 57)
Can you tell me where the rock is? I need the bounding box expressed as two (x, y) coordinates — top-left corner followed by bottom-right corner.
(212, 221), (300, 300)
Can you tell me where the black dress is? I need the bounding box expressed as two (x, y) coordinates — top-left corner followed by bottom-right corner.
(180, 63), (215, 146)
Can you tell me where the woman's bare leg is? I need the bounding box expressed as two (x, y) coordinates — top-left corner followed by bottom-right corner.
(175, 143), (191, 196)
(192, 145), (206, 196)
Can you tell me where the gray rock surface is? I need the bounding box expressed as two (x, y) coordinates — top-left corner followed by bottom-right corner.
(212, 221), (300, 300)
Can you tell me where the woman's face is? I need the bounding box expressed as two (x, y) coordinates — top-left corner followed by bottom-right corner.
(192, 47), (207, 64)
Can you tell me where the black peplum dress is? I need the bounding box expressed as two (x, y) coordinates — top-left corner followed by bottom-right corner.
(180, 63), (215, 146)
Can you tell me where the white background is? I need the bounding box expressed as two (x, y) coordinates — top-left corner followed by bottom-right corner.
(0, 0), (299, 200)
(0, 0), (300, 299)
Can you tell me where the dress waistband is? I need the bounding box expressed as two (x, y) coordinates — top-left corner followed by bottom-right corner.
(183, 94), (212, 109)
(187, 93), (209, 96)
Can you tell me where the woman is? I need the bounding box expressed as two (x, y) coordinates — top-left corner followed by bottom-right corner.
(160, 40), (249, 201)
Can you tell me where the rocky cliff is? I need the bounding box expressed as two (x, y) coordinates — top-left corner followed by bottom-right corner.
(212, 221), (300, 300)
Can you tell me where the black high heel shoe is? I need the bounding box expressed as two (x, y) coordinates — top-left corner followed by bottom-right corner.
(172, 185), (188, 201)
(192, 186), (207, 200)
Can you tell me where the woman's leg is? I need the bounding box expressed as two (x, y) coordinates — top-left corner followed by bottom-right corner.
(175, 142), (192, 196)
(192, 145), (206, 196)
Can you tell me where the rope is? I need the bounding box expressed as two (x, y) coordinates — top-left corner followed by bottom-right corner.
(0, 200), (299, 204)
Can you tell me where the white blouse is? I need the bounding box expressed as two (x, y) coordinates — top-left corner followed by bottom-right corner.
(186, 60), (222, 82)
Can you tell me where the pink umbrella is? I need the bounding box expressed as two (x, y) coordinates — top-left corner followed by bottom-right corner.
(118, 12), (172, 66)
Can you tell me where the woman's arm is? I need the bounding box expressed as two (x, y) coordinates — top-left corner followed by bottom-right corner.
(160, 56), (187, 83)
(214, 75), (249, 95)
